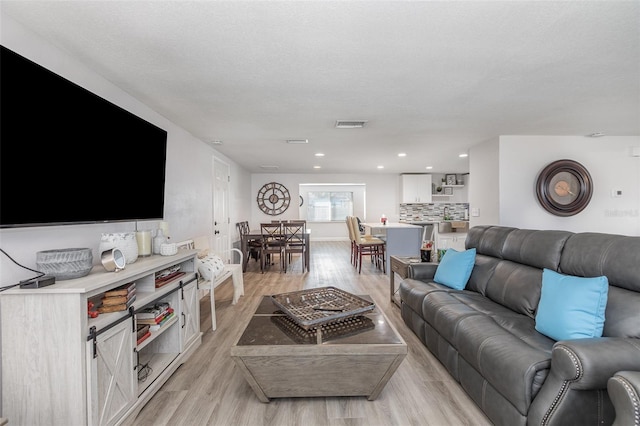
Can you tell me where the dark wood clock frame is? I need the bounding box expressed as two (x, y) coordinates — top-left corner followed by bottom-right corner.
(535, 159), (593, 216)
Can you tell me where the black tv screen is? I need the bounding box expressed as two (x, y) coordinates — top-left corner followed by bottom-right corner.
(0, 45), (168, 228)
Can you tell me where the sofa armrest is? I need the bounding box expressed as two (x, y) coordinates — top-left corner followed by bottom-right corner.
(608, 371), (640, 426)
(529, 338), (640, 425)
(407, 263), (438, 280)
(552, 338), (640, 389)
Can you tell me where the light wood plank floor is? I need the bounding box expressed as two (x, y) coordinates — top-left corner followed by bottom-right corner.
(132, 241), (492, 426)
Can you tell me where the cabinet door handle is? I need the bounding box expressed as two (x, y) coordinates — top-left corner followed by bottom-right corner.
(182, 312), (186, 328)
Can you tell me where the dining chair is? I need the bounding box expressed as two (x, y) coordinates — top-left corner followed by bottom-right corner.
(283, 221), (306, 272)
(260, 222), (285, 273)
(237, 221), (261, 263)
(349, 216), (386, 274)
(346, 216), (357, 267)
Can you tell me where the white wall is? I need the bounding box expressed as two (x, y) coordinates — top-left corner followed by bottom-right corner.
(500, 135), (640, 235)
(469, 138), (500, 227)
(250, 173), (401, 240)
(0, 15), (251, 286)
(470, 135), (640, 235)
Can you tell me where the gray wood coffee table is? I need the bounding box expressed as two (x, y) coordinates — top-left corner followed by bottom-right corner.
(230, 295), (407, 402)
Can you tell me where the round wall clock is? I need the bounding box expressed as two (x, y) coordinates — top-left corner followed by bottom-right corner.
(257, 182), (291, 216)
(535, 159), (593, 216)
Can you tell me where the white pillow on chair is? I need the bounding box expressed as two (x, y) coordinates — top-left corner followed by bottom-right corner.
(196, 253), (225, 281)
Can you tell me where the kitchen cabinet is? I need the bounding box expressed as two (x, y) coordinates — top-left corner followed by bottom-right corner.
(436, 232), (467, 254)
(401, 174), (432, 203)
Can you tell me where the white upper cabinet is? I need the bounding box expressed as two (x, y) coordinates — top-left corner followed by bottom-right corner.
(401, 174), (432, 203)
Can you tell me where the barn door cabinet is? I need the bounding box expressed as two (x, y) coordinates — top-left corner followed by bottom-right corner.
(1, 250), (201, 426)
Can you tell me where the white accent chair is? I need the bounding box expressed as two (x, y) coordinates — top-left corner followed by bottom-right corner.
(189, 236), (244, 331)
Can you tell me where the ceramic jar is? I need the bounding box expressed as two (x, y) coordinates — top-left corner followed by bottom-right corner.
(153, 229), (166, 255)
(99, 232), (138, 264)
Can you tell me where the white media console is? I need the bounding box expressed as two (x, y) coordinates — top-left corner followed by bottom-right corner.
(1, 250), (202, 425)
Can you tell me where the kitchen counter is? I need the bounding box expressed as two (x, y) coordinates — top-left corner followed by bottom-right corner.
(364, 222), (424, 228)
(362, 223), (422, 273)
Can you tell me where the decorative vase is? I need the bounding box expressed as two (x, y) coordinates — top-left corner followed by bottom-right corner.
(153, 229), (166, 255)
(99, 232), (138, 264)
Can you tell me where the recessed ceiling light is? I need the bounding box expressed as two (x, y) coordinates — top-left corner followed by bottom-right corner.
(377, 165), (384, 169)
(335, 120), (368, 129)
(398, 153), (407, 157)
(315, 153), (325, 157)
(211, 140), (223, 145)
(425, 166), (433, 170)
(459, 153), (468, 158)
(313, 165), (321, 169)
(587, 132), (606, 137)
(286, 139), (309, 144)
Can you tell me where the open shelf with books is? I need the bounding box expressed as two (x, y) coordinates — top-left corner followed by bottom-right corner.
(0, 249), (201, 426)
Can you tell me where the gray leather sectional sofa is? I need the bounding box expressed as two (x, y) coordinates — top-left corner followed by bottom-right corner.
(399, 225), (640, 425)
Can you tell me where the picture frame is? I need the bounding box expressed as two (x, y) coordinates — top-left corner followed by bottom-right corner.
(444, 187), (453, 195)
(445, 174), (457, 185)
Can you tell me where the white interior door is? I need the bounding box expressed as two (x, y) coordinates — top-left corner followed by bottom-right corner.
(212, 157), (230, 261)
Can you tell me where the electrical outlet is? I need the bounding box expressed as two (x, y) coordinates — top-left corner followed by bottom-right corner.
(471, 208), (480, 217)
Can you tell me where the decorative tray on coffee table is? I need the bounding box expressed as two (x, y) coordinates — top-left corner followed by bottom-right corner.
(270, 286), (375, 330)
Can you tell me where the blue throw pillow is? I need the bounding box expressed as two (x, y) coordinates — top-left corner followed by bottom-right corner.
(433, 248), (476, 290)
(535, 269), (609, 341)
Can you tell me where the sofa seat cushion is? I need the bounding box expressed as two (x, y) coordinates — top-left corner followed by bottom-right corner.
(400, 278), (451, 314)
(421, 291), (485, 343)
(418, 286), (555, 415)
(456, 314), (553, 415)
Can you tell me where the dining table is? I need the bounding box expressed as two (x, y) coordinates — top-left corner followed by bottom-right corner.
(241, 228), (311, 272)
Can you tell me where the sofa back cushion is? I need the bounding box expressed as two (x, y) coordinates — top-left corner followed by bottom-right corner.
(560, 233), (640, 338)
(485, 260), (543, 318)
(502, 229), (573, 270)
(474, 226), (517, 259)
(466, 226), (516, 295)
(560, 233), (640, 292)
(466, 254), (500, 295)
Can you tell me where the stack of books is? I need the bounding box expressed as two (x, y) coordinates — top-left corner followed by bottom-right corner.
(155, 265), (185, 288)
(137, 302), (175, 331)
(136, 324), (151, 345)
(98, 282), (136, 313)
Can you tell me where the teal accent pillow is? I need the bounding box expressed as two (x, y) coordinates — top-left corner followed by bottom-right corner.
(535, 269), (609, 341)
(433, 248), (476, 290)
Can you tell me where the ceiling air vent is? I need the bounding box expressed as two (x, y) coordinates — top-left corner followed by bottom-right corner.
(335, 120), (368, 129)
(260, 165), (279, 171)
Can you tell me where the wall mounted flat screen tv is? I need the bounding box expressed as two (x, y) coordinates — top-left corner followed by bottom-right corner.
(0, 45), (168, 228)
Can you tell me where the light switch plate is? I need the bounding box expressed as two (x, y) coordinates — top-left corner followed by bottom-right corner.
(471, 208), (480, 217)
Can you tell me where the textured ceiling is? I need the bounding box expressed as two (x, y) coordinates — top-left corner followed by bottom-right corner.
(2, 1), (639, 174)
